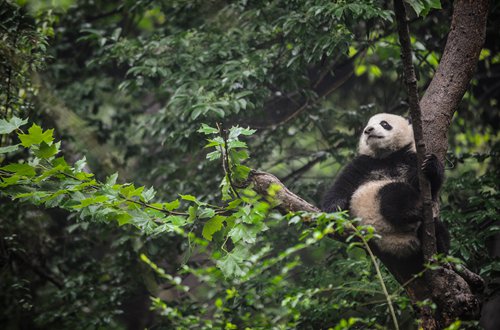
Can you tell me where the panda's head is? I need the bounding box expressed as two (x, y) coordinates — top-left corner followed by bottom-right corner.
(358, 113), (415, 158)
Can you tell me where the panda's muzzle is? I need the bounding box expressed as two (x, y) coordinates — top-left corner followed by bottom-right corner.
(364, 127), (383, 139)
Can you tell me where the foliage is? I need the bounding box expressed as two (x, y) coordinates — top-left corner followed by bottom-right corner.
(1, 115), (405, 328)
(1, 0), (499, 329)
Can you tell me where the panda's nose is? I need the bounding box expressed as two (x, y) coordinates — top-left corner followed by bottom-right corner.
(364, 126), (374, 134)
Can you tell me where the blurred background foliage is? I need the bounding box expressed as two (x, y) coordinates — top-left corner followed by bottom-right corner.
(0, 0), (499, 329)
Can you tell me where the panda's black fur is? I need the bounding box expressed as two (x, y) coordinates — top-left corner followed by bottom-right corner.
(322, 113), (450, 260)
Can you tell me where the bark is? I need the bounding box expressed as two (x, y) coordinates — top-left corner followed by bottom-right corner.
(420, 0), (490, 162)
(250, 0), (489, 328)
(249, 170), (319, 213)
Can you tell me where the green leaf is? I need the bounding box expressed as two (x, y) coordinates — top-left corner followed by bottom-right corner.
(197, 124), (218, 135)
(228, 223), (252, 243)
(369, 65), (382, 78)
(34, 165), (65, 183)
(0, 117), (28, 134)
(233, 165), (251, 180)
(216, 245), (250, 278)
(165, 215), (186, 226)
(354, 64), (367, 76)
(204, 137), (224, 148)
(74, 157), (87, 172)
(217, 253), (244, 278)
(228, 126), (255, 140)
(106, 173), (119, 185)
(0, 163), (36, 177)
(235, 91), (253, 99)
(238, 127), (256, 136)
(230, 149), (249, 163)
(141, 186), (156, 202)
(120, 184), (144, 198)
(228, 140), (247, 149)
(210, 107), (225, 118)
(117, 213), (133, 226)
(52, 157), (69, 170)
(0, 144), (20, 154)
(226, 199), (242, 210)
(73, 195), (109, 209)
(190, 106), (204, 120)
(18, 124), (54, 147)
(198, 207), (215, 219)
(128, 209), (157, 234)
(163, 199), (180, 211)
(180, 194), (197, 202)
(206, 150), (221, 161)
(0, 174), (20, 186)
(187, 205), (198, 223)
(33, 141), (59, 159)
(202, 215), (226, 241)
(406, 0), (441, 17)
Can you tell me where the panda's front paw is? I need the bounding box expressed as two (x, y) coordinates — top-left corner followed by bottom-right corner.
(421, 153), (445, 198)
(422, 154), (443, 180)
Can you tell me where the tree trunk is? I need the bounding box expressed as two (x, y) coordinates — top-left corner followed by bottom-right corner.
(250, 0), (489, 328)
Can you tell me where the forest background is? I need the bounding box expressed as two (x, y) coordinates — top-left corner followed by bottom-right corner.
(0, 0), (499, 329)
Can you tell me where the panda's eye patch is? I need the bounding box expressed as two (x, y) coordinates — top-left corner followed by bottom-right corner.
(380, 121), (392, 130)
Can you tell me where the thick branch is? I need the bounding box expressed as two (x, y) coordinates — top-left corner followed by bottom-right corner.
(249, 170), (319, 213)
(420, 0), (489, 160)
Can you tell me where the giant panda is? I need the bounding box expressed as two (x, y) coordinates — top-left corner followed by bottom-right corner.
(321, 113), (449, 260)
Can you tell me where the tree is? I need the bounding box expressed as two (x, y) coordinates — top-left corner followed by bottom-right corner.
(1, 0), (498, 329)
(253, 1), (492, 327)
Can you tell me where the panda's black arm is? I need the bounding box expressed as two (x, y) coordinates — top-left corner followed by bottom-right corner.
(407, 153), (444, 201)
(321, 158), (369, 212)
(422, 154), (445, 200)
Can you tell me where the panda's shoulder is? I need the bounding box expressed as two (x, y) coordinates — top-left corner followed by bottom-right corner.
(348, 154), (383, 173)
(388, 145), (417, 164)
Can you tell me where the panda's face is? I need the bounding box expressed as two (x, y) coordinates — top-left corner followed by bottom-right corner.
(358, 113), (415, 158)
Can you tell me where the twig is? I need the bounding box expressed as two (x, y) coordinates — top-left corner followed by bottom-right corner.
(353, 226), (399, 330)
(55, 170), (188, 216)
(281, 152), (327, 183)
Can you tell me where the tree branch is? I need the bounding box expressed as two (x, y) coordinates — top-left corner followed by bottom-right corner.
(249, 170), (319, 214)
(394, 0), (437, 264)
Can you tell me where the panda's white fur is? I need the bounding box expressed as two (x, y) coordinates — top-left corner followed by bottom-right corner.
(358, 113), (416, 158)
(350, 180), (421, 257)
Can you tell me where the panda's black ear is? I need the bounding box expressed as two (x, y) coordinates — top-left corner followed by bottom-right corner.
(406, 117), (412, 125)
